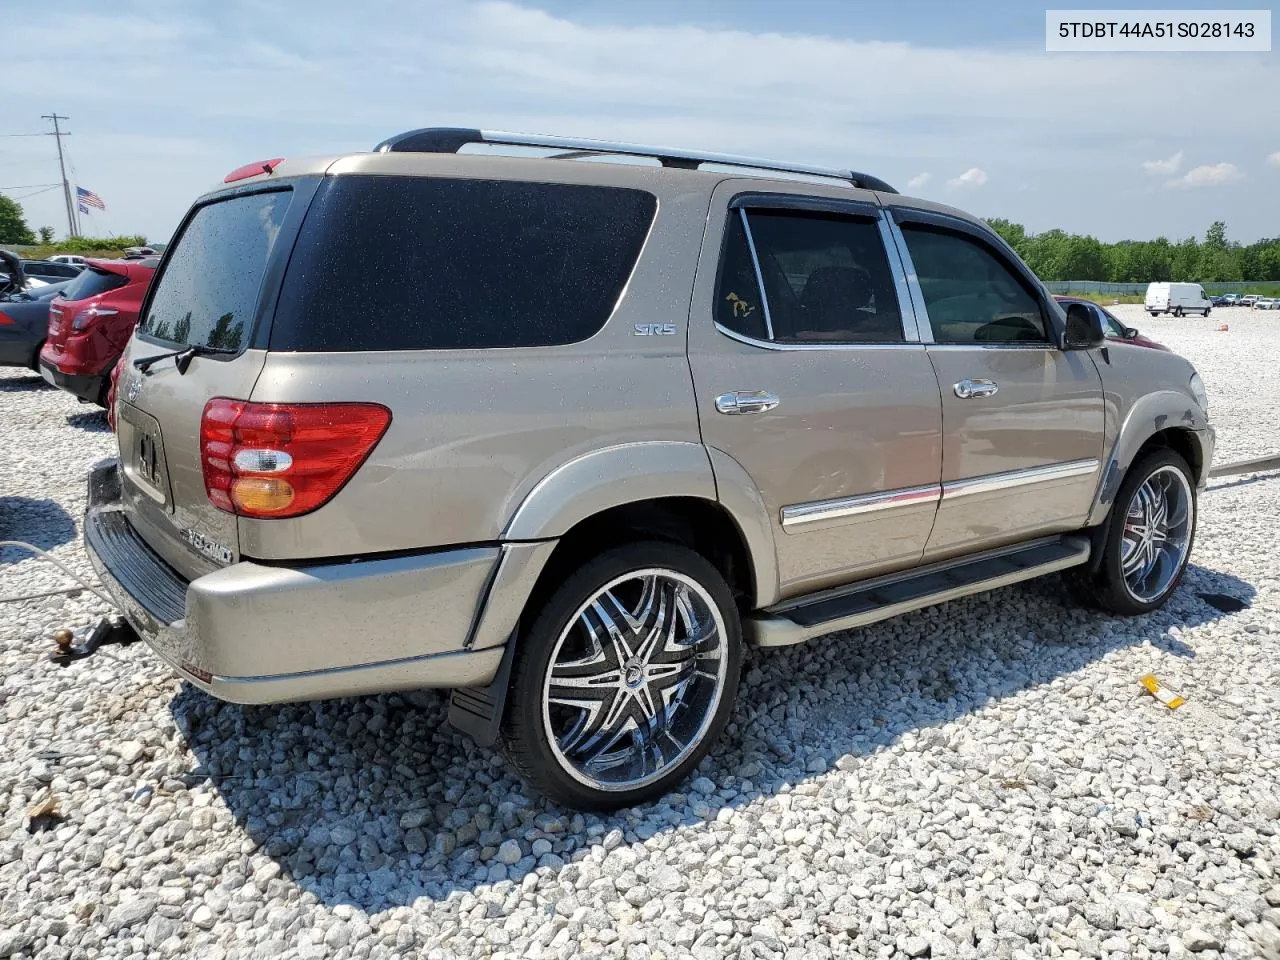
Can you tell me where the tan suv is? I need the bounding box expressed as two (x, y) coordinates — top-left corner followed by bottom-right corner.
(84, 128), (1214, 809)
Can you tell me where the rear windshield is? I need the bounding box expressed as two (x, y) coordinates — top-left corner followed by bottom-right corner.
(271, 176), (657, 351)
(60, 267), (128, 302)
(140, 189), (292, 351)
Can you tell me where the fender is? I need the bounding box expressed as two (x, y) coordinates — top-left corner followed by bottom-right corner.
(502, 441), (780, 608)
(1086, 389), (1214, 527)
(503, 441), (717, 540)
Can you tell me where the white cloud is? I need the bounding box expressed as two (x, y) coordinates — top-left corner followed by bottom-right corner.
(1143, 151), (1183, 175)
(947, 168), (988, 189)
(1268, 152), (1280, 169)
(2, 1), (1277, 240)
(905, 172), (931, 190)
(1166, 163), (1243, 189)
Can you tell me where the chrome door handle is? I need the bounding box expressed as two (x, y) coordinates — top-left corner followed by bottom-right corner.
(954, 378), (998, 399)
(715, 390), (780, 415)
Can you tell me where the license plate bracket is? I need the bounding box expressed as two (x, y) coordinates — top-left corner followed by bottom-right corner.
(117, 403), (172, 507)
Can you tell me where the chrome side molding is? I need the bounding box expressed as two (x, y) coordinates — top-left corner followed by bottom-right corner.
(781, 483), (940, 531)
(942, 458), (1100, 500)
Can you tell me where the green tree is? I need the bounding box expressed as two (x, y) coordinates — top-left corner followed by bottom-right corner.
(173, 313), (192, 345)
(0, 195), (37, 245)
(1204, 221), (1227, 250)
(37, 225), (55, 244)
(985, 218), (1027, 254)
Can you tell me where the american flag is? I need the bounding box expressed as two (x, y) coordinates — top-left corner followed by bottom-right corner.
(76, 186), (105, 213)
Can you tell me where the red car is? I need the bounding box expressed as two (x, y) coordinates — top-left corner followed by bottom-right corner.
(1054, 296), (1169, 352)
(39, 257), (157, 406)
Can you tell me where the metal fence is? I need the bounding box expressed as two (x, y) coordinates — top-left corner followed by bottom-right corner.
(1044, 280), (1280, 295)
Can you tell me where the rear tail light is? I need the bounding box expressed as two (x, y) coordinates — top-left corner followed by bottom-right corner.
(199, 399), (391, 518)
(0, 312), (13, 326)
(72, 304), (118, 331)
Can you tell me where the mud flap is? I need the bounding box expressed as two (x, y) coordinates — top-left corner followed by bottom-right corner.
(447, 633), (517, 747)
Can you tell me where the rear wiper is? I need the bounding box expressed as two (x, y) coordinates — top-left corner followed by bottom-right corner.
(134, 344), (238, 375)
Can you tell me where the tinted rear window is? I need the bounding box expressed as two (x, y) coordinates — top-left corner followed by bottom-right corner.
(271, 176), (657, 351)
(141, 189), (292, 351)
(60, 267), (128, 301)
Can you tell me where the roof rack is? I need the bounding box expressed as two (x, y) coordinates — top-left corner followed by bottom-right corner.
(372, 127), (898, 194)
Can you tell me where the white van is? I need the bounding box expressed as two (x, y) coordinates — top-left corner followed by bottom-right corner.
(1145, 282), (1211, 317)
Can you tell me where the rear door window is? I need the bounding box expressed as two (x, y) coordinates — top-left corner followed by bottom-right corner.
(271, 176), (657, 351)
(141, 190), (292, 352)
(60, 267), (128, 301)
(745, 210), (904, 344)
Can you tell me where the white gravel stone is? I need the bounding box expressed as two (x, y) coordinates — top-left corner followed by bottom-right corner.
(2, 314), (1279, 958)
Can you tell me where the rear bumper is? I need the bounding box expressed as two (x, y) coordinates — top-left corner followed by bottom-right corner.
(39, 357), (105, 403)
(83, 459), (531, 704)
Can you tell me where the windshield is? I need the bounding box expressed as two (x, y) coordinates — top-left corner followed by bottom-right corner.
(140, 189), (292, 351)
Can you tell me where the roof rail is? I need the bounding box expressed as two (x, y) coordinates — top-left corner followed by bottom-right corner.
(372, 127), (898, 194)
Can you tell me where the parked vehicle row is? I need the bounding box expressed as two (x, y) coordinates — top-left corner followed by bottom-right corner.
(77, 128), (1214, 808)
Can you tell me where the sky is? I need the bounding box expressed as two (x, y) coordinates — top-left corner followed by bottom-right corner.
(4, 0), (1278, 245)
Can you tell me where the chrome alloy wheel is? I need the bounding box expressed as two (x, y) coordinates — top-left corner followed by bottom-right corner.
(1121, 464), (1194, 603)
(541, 568), (728, 793)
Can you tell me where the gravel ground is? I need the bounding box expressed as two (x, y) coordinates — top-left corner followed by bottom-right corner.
(1, 309), (1278, 960)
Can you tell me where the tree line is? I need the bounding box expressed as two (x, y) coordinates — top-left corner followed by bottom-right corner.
(986, 219), (1280, 283)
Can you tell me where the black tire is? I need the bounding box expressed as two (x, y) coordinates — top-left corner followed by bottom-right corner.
(28, 341), (44, 372)
(1064, 448), (1197, 616)
(502, 541), (742, 810)
(1173, 306), (1184, 318)
(1203, 309), (1210, 318)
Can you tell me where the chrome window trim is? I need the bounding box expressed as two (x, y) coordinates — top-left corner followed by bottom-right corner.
(714, 323), (927, 352)
(884, 217), (934, 343)
(942, 458), (1100, 500)
(781, 483), (941, 530)
(926, 342), (1058, 352)
(738, 209), (776, 341)
(876, 213), (921, 342)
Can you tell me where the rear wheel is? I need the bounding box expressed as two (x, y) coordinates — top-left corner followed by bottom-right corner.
(502, 541), (742, 809)
(28, 340), (44, 372)
(1173, 306), (1184, 317)
(1064, 449), (1196, 615)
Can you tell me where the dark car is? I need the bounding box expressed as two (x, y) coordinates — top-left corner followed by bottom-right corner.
(1053, 297), (1169, 351)
(0, 281), (72, 369)
(1209, 294), (1229, 307)
(21, 259), (85, 282)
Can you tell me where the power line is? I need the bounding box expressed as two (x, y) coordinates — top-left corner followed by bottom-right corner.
(0, 183), (61, 190)
(40, 113), (78, 237)
(0, 132), (51, 138)
(11, 185), (63, 201)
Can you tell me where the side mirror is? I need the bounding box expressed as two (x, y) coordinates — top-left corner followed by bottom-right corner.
(1122, 326), (1140, 340)
(1062, 302), (1105, 350)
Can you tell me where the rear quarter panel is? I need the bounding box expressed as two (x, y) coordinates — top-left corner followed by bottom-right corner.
(240, 159), (715, 560)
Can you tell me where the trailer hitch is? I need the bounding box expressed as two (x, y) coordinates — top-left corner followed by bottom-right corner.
(50, 616), (139, 667)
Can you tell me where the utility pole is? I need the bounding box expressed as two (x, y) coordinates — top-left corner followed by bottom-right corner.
(41, 113), (78, 238)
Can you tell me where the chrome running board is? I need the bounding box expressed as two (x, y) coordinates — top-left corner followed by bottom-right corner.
(748, 535), (1091, 648)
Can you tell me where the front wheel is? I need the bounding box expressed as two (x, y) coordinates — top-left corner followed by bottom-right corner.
(1173, 306), (1184, 317)
(1065, 449), (1196, 615)
(1203, 309), (1210, 317)
(502, 542), (742, 809)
